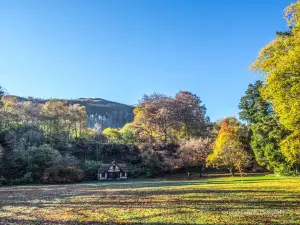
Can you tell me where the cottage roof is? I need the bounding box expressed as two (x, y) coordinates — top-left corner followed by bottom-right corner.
(118, 163), (129, 172)
(98, 162), (129, 173)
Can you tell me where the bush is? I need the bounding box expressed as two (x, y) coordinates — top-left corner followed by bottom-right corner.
(145, 171), (153, 178)
(128, 164), (144, 178)
(43, 154), (84, 183)
(126, 152), (161, 178)
(81, 160), (102, 180)
(274, 164), (296, 176)
(57, 165), (85, 183)
(13, 172), (33, 185)
(24, 144), (61, 181)
(0, 176), (7, 185)
(135, 143), (180, 177)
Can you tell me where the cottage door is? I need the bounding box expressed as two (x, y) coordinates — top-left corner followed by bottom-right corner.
(109, 172), (118, 179)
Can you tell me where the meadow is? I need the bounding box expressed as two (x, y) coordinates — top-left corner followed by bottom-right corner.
(0, 175), (299, 225)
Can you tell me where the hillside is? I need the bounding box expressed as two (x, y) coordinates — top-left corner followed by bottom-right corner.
(10, 96), (134, 130)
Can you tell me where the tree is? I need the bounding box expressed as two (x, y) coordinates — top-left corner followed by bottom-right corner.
(68, 104), (86, 138)
(40, 101), (69, 137)
(175, 91), (208, 138)
(23, 144), (61, 181)
(132, 92), (208, 144)
(207, 120), (252, 176)
(179, 138), (212, 178)
(280, 131), (300, 175)
(212, 117), (252, 155)
(249, 1), (300, 174)
(0, 85), (4, 108)
(238, 81), (272, 124)
(0, 96), (23, 129)
(119, 123), (137, 144)
(40, 101), (87, 140)
(133, 93), (178, 144)
(0, 144), (3, 169)
(81, 160), (102, 180)
(103, 127), (122, 143)
(238, 81), (289, 174)
(250, 117), (289, 174)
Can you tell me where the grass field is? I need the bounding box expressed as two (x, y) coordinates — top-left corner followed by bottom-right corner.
(0, 175), (299, 225)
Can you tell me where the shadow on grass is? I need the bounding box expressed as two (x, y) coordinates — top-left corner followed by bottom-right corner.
(0, 218), (211, 225)
(1, 187), (299, 211)
(84, 177), (285, 190)
(0, 176), (299, 225)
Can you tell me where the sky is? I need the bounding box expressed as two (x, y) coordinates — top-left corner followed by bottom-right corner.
(0, 0), (292, 121)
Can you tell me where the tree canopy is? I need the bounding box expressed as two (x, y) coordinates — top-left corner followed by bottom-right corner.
(133, 91), (209, 144)
(207, 119), (252, 176)
(249, 0), (300, 174)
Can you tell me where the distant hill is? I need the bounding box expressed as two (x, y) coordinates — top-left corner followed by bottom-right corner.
(10, 96), (135, 131)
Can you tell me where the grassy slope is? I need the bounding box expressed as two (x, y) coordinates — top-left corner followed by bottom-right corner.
(0, 175), (299, 225)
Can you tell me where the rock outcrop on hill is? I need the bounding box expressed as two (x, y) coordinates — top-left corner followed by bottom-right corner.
(11, 96), (134, 131)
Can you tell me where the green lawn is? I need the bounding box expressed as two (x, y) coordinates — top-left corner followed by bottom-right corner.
(0, 175), (299, 224)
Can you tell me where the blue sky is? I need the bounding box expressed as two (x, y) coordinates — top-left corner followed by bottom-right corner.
(0, 0), (291, 121)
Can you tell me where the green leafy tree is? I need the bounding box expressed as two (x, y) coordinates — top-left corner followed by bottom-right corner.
(81, 160), (102, 180)
(280, 132), (300, 175)
(239, 81), (290, 174)
(23, 144), (61, 181)
(103, 127), (122, 143)
(250, 1), (300, 174)
(119, 123), (137, 144)
(250, 117), (289, 174)
(238, 81), (272, 124)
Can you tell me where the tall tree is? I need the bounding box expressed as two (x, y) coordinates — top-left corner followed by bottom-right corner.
(133, 92), (208, 144)
(175, 91), (208, 138)
(250, 1), (300, 173)
(239, 81), (289, 174)
(238, 81), (272, 124)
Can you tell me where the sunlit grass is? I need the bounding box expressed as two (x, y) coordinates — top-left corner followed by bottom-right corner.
(0, 175), (299, 224)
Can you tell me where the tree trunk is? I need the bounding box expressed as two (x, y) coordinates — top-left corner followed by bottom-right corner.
(238, 166), (244, 183)
(238, 167), (243, 178)
(296, 165), (299, 177)
(229, 167), (235, 177)
(199, 165), (204, 178)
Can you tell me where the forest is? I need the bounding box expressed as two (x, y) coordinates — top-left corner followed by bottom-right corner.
(0, 1), (299, 186)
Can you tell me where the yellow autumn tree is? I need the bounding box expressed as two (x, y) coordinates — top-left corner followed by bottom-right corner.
(250, 1), (300, 173)
(207, 119), (251, 177)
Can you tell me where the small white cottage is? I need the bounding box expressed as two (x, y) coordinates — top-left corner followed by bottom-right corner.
(97, 161), (128, 180)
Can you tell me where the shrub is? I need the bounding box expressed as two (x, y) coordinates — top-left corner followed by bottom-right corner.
(43, 154), (84, 183)
(0, 176), (7, 185)
(81, 160), (102, 180)
(128, 164), (144, 178)
(24, 144), (61, 181)
(13, 172), (33, 185)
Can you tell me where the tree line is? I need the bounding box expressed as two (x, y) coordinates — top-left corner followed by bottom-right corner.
(0, 1), (299, 185)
